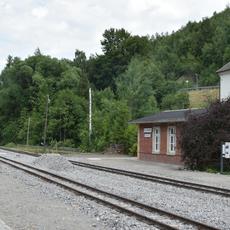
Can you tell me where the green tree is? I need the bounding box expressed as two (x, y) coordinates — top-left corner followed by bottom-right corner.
(88, 28), (151, 91)
(49, 90), (87, 146)
(161, 92), (190, 110)
(116, 57), (162, 118)
(73, 49), (87, 71)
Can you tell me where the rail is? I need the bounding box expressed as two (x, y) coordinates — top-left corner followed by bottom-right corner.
(0, 155), (219, 230)
(70, 161), (230, 197)
(180, 85), (219, 92)
(1, 146), (229, 197)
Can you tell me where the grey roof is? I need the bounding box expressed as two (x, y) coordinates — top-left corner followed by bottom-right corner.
(129, 108), (206, 124)
(216, 61), (230, 74)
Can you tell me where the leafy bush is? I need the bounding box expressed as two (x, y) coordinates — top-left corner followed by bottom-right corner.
(180, 98), (230, 169)
(124, 125), (137, 155)
(128, 143), (137, 156)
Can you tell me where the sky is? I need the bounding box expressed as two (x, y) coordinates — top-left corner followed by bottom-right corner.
(0, 0), (229, 70)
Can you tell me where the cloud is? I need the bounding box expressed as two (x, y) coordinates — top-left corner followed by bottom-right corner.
(31, 6), (48, 19)
(0, 0), (229, 71)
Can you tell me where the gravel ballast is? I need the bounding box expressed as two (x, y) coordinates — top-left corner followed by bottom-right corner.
(68, 153), (230, 189)
(62, 164), (230, 229)
(32, 154), (74, 171)
(1, 150), (230, 229)
(0, 159), (158, 230)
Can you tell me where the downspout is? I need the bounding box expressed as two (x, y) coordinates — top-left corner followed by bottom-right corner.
(137, 125), (140, 159)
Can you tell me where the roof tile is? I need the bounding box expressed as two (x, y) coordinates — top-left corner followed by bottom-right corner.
(129, 108), (206, 124)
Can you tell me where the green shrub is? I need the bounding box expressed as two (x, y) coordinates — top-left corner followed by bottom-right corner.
(206, 167), (218, 173)
(128, 142), (137, 156)
(180, 98), (230, 170)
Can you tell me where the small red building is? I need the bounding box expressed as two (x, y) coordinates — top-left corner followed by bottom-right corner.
(130, 109), (205, 165)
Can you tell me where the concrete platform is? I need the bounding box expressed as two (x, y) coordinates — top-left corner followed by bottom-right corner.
(67, 153), (230, 189)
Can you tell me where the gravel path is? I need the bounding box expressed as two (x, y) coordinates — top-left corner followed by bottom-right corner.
(1, 150), (230, 229)
(0, 156), (158, 230)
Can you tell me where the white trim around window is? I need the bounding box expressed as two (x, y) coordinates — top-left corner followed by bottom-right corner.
(167, 126), (176, 155)
(152, 127), (160, 154)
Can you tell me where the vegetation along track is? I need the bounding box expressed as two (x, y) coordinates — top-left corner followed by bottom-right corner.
(0, 155), (219, 230)
(70, 161), (230, 198)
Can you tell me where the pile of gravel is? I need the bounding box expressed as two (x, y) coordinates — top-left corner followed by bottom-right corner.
(32, 154), (74, 172)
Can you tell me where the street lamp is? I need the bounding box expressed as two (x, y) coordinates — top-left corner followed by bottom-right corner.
(185, 80), (189, 89)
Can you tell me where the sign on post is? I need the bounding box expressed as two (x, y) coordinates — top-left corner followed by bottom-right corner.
(221, 142), (230, 173)
(222, 142), (230, 159)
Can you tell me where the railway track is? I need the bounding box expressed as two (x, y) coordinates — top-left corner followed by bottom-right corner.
(0, 155), (219, 230)
(70, 160), (230, 197)
(0, 147), (229, 197)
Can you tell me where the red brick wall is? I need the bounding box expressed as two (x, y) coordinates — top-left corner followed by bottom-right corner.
(138, 123), (183, 165)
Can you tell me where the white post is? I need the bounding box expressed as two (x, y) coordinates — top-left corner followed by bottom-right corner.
(43, 95), (50, 153)
(89, 88), (92, 144)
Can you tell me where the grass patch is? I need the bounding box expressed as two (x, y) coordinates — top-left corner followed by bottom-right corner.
(3, 144), (81, 155)
(205, 166), (230, 175)
(188, 88), (219, 108)
(5, 142), (16, 148)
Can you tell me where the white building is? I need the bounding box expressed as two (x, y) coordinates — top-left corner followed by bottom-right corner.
(217, 62), (230, 100)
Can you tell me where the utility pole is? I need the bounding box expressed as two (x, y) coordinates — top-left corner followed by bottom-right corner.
(195, 73), (199, 90)
(89, 88), (92, 145)
(26, 117), (31, 146)
(43, 95), (50, 153)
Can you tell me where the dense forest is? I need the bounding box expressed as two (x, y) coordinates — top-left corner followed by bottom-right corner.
(0, 7), (229, 153)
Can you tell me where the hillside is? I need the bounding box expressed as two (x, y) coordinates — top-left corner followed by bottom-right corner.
(0, 7), (229, 152)
(148, 6), (230, 86)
